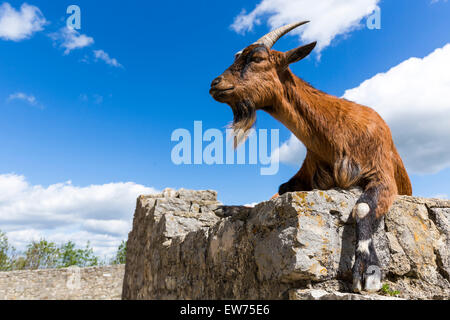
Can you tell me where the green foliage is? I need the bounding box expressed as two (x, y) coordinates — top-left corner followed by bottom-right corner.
(0, 231), (9, 270)
(12, 256), (27, 271)
(0, 231), (126, 271)
(19, 240), (100, 270)
(111, 241), (127, 265)
(58, 241), (99, 268)
(0, 231), (16, 271)
(22, 239), (60, 270)
(381, 283), (400, 297)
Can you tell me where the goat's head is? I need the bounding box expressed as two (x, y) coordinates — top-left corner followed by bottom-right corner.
(210, 21), (316, 145)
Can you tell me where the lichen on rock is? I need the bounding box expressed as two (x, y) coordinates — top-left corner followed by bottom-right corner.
(122, 188), (450, 300)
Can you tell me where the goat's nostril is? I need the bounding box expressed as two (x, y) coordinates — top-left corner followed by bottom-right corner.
(211, 77), (222, 87)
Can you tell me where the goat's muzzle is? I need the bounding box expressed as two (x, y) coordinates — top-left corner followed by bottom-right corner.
(210, 76), (235, 102)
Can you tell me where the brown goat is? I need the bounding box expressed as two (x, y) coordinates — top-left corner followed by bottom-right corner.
(210, 22), (412, 293)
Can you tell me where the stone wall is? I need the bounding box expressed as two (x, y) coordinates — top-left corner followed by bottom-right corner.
(0, 265), (124, 300)
(2, 188), (449, 301)
(122, 188), (450, 300)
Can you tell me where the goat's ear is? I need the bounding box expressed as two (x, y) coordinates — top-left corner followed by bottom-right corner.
(284, 42), (317, 65)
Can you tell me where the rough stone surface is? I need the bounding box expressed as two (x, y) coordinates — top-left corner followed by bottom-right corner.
(0, 265), (124, 300)
(122, 188), (450, 300)
(289, 289), (404, 300)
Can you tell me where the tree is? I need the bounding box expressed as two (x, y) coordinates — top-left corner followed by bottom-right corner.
(111, 240), (127, 265)
(22, 239), (60, 270)
(0, 234), (115, 271)
(0, 231), (16, 271)
(58, 241), (99, 268)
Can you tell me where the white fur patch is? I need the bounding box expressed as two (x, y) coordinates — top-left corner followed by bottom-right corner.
(357, 239), (371, 254)
(365, 273), (382, 292)
(354, 203), (370, 219)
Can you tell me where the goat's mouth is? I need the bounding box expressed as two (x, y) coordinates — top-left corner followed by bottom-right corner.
(209, 87), (235, 101)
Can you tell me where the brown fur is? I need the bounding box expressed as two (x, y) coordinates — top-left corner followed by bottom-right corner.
(210, 39), (413, 292)
(210, 44), (412, 219)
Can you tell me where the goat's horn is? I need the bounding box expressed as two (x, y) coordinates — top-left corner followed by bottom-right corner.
(254, 21), (309, 49)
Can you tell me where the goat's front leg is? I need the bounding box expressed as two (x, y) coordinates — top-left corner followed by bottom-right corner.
(278, 154), (314, 195)
(352, 177), (396, 293)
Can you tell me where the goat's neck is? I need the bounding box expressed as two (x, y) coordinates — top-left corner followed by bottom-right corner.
(269, 69), (336, 157)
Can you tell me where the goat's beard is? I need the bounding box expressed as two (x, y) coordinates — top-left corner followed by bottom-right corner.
(229, 99), (256, 148)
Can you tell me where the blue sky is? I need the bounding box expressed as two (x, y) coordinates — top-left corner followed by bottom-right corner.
(0, 0), (449, 256)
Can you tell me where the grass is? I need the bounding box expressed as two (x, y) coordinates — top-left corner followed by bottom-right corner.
(381, 283), (401, 297)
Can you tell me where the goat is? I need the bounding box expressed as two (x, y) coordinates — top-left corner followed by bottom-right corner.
(209, 22), (412, 293)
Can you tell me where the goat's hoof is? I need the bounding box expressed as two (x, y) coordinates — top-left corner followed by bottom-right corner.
(364, 272), (382, 292)
(353, 270), (382, 293)
(214, 206), (252, 219)
(278, 183), (289, 196)
(352, 277), (362, 293)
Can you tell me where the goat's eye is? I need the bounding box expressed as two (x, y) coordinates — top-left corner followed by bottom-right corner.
(252, 56), (264, 63)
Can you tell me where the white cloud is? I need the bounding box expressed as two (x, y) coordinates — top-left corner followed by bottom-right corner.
(50, 27), (94, 55)
(272, 134), (306, 166)
(343, 44), (450, 174)
(79, 93), (88, 102)
(231, 0), (379, 52)
(79, 93), (105, 104)
(83, 219), (130, 236)
(93, 49), (123, 68)
(244, 203), (258, 208)
(0, 174), (158, 257)
(93, 94), (103, 104)
(276, 44), (450, 175)
(0, 2), (47, 41)
(7, 92), (38, 106)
